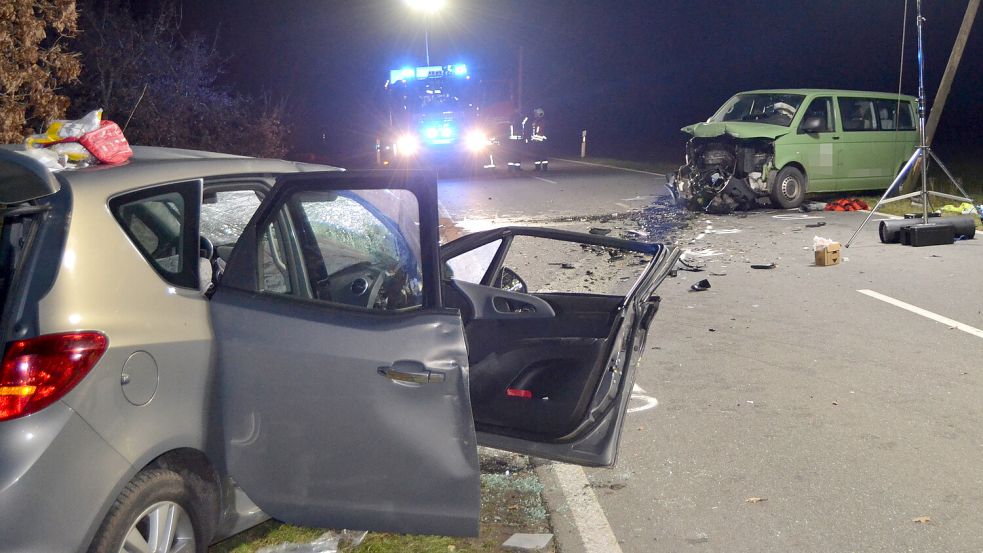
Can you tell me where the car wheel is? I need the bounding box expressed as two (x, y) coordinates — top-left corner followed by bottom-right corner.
(88, 469), (205, 553)
(770, 166), (807, 209)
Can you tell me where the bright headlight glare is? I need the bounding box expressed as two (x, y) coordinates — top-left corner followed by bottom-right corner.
(396, 135), (419, 156)
(465, 130), (488, 152)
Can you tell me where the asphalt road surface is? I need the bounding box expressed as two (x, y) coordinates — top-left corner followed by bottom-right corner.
(441, 159), (983, 553)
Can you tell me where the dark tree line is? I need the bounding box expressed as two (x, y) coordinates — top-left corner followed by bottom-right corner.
(1, 0), (289, 158)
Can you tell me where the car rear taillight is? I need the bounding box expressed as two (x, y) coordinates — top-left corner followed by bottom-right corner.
(0, 332), (108, 421)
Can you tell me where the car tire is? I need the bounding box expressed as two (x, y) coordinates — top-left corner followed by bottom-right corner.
(87, 469), (206, 553)
(770, 166), (807, 209)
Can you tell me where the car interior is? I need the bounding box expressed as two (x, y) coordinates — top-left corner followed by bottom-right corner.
(442, 277), (626, 441)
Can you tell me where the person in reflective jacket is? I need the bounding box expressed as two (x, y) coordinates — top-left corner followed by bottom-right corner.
(529, 107), (548, 171)
(507, 110), (526, 172)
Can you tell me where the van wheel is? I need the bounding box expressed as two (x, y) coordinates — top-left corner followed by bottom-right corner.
(88, 469), (206, 553)
(770, 166), (806, 208)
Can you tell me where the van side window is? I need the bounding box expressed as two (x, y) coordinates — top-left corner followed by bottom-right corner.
(799, 97), (833, 132)
(839, 98), (877, 131)
(874, 99), (915, 131)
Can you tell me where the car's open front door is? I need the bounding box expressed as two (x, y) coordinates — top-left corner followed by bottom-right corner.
(209, 171), (480, 536)
(441, 227), (679, 467)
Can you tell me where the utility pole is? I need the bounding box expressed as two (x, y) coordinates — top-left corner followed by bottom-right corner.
(903, 0), (979, 193)
(517, 46), (524, 114)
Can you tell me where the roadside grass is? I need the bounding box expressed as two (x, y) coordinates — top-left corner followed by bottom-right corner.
(209, 523), (323, 553)
(208, 452), (553, 553)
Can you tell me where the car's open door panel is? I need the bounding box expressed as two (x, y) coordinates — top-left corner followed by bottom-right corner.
(441, 227), (679, 467)
(210, 171), (480, 536)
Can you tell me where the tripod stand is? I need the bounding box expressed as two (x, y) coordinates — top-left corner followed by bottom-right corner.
(846, 0), (983, 248)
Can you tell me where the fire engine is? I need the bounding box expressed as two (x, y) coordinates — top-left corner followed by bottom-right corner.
(378, 63), (515, 171)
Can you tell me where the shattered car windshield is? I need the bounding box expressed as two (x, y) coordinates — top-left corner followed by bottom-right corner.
(710, 93), (806, 127)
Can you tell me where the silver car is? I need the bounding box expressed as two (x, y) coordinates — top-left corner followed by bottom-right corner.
(0, 146), (677, 552)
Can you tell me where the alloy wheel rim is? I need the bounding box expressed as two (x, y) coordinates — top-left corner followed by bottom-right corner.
(119, 500), (195, 553)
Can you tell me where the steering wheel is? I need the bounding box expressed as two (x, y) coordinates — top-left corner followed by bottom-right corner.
(326, 262), (386, 308)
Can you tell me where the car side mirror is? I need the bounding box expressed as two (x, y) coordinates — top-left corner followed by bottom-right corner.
(800, 116), (824, 133)
(496, 267), (527, 294)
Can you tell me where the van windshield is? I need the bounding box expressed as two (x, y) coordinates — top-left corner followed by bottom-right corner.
(711, 93), (806, 127)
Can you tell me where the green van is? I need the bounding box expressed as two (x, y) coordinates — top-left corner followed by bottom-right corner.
(668, 89), (919, 212)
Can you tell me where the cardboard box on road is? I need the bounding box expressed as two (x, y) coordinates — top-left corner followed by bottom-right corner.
(815, 242), (841, 266)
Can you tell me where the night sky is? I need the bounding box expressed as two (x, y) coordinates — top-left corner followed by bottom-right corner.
(170, 0), (982, 164)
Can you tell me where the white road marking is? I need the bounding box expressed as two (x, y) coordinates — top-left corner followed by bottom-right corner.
(556, 157), (666, 177)
(629, 383), (658, 413)
(550, 463), (624, 553)
(858, 289), (983, 339)
(533, 176), (558, 184)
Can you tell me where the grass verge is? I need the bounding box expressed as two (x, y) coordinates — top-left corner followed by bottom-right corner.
(208, 451), (554, 553)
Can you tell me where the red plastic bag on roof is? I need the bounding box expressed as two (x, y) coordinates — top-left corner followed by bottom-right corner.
(79, 120), (132, 164)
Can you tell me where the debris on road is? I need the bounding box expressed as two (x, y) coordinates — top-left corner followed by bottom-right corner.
(825, 198), (869, 211)
(745, 497), (768, 504)
(690, 279), (712, 292)
(588, 227), (611, 235)
(751, 262), (776, 269)
(257, 530), (366, 553)
(503, 533), (554, 551)
(805, 221), (827, 228)
(800, 201), (828, 212)
(912, 516), (933, 524)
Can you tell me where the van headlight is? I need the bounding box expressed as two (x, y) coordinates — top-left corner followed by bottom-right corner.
(396, 135), (419, 156)
(465, 130), (489, 152)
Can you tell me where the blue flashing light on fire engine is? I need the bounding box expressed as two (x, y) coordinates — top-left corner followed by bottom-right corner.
(390, 64), (469, 83)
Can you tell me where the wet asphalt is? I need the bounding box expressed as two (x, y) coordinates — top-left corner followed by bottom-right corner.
(440, 159), (983, 553)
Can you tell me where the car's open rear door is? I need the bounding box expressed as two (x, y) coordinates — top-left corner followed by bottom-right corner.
(209, 171), (480, 536)
(441, 227), (679, 467)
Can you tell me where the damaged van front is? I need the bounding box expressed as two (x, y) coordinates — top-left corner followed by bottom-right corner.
(667, 89), (919, 213)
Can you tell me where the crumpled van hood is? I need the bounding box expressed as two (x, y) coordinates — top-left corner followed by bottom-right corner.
(681, 121), (789, 140)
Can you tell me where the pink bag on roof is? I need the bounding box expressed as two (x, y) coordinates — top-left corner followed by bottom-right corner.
(79, 120), (133, 164)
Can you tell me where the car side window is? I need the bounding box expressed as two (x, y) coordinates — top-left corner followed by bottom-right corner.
(262, 188), (424, 311)
(109, 180), (200, 289)
(444, 239), (502, 283)
(259, 221), (292, 294)
(200, 189), (264, 248)
(839, 98), (877, 131)
(799, 97), (833, 132)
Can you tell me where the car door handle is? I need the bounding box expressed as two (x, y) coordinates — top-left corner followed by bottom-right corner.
(832, 136), (841, 140)
(378, 361), (446, 384)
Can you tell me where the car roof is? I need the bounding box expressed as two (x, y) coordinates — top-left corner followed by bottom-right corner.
(735, 89), (918, 101)
(1, 145), (342, 198)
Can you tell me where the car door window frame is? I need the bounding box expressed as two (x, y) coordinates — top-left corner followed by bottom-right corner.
(221, 172), (443, 313)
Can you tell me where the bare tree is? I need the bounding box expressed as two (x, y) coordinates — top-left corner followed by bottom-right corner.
(71, 0), (288, 158)
(0, 0), (81, 143)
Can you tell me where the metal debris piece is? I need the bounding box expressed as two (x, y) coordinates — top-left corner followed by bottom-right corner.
(751, 262), (776, 269)
(589, 227), (611, 235)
